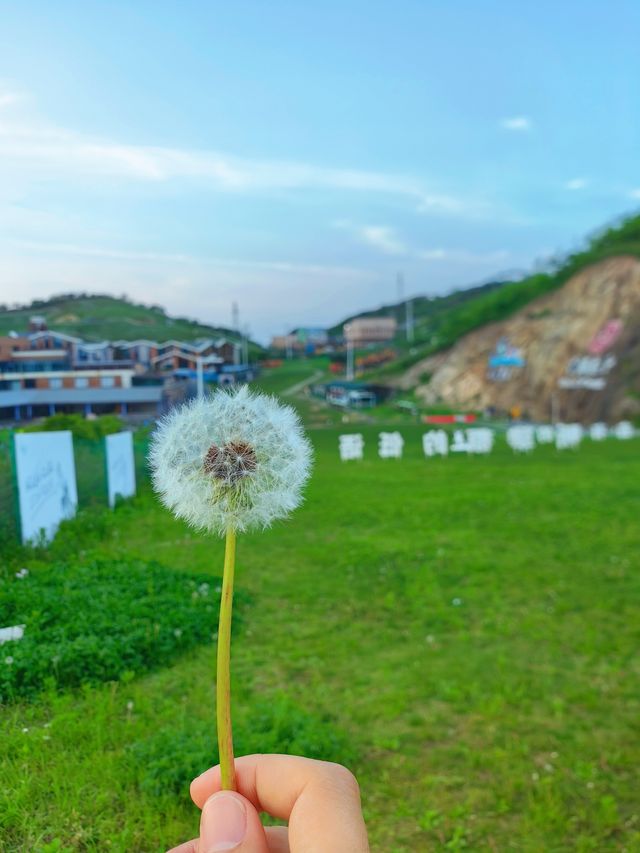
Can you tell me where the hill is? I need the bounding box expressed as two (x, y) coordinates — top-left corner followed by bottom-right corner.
(331, 212), (640, 379)
(0, 293), (253, 346)
(402, 255), (640, 422)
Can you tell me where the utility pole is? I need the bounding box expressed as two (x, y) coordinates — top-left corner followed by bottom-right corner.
(242, 324), (250, 365)
(396, 271), (404, 334)
(406, 296), (414, 343)
(196, 355), (204, 399)
(231, 301), (240, 332)
(346, 340), (354, 381)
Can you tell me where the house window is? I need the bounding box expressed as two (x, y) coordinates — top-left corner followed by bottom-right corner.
(100, 376), (115, 388)
(49, 377), (63, 389)
(75, 377), (89, 388)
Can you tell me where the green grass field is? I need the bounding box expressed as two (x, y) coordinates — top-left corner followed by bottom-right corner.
(1, 429), (639, 852)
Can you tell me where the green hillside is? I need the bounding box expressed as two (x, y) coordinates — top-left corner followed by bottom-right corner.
(0, 293), (252, 346)
(332, 211), (640, 377)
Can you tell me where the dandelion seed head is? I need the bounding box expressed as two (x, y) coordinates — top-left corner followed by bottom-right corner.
(149, 386), (313, 535)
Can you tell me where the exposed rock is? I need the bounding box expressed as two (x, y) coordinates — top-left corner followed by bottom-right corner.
(407, 257), (640, 422)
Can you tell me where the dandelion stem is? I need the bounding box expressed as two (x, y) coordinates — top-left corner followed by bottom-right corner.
(217, 526), (236, 790)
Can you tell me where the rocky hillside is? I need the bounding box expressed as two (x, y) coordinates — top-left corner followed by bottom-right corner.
(402, 256), (640, 423)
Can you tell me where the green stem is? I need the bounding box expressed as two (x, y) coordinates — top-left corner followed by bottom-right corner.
(217, 526), (237, 790)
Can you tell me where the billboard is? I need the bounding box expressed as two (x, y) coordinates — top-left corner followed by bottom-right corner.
(105, 431), (136, 507)
(13, 431), (78, 544)
(487, 338), (526, 381)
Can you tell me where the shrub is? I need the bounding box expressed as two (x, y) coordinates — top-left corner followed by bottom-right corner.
(22, 413), (124, 440)
(0, 559), (243, 702)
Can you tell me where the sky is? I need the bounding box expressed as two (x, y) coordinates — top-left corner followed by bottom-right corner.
(0, 1), (638, 342)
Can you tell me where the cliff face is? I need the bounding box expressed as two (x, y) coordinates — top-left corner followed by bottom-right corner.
(407, 257), (640, 422)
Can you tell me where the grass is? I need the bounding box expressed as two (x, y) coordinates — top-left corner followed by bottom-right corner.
(1, 430), (639, 851)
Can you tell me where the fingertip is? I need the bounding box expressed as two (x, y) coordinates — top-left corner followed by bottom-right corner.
(190, 765), (222, 808)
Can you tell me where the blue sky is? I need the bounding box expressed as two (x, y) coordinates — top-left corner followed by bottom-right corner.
(0, 0), (638, 341)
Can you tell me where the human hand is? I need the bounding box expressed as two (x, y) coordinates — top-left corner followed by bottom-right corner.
(167, 753), (370, 853)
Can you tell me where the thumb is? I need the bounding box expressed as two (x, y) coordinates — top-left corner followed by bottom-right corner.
(199, 790), (270, 853)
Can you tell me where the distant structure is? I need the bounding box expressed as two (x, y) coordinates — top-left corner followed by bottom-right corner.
(270, 327), (330, 355)
(0, 317), (253, 423)
(343, 316), (397, 346)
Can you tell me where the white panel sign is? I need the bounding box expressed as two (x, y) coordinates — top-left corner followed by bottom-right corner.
(105, 431), (137, 507)
(378, 432), (404, 459)
(613, 421), (634, 440)
(589, 423), (608, 441)
(535, 425), (555, 444)
(467, 428), (494, 454)
(422, 430), (449, 457)
(14, 431), (78, 544)
(338, 434), (364, 461)
(555, 423), (583, 450)
(506, 425), (535, 453)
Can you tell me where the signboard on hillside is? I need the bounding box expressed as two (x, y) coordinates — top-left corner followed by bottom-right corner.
(105, 431), (136, 507)
(559, 319), (622, 390)
(13, 431), (78, 544)
(487, 337), (526, 381)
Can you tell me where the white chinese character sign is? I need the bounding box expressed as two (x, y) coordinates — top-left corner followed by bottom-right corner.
(13, 430), (78, 544)
(450, 429), (470, 454)
(555, 423), (583, 450)
(422, 430), (449, 457)
(466, 428), (494, 454)
(105, 431), (137, 507)
(589, 423), (608, 441)
(613, 421), (634, 440)
(378, 432), (404, 459)
(535, 425), (555, 444)
(506, 425), (535, 453)
(338, 434), (364, 461)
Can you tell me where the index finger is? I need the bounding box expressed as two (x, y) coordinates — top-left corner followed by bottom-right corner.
(190, 754), (369, 853)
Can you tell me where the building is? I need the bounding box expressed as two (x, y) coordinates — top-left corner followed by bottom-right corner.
(343, 316), (397, 346)
(0, 318), (248, 423)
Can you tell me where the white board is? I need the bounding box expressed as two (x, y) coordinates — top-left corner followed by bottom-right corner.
(105, 431), (136, 507)
(13, 431), (78, 544)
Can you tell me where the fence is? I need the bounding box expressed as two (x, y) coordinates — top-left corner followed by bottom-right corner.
(0, 429), (151, 547)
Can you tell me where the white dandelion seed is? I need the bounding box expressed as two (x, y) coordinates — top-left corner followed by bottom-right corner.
(149, 386), (313, 536)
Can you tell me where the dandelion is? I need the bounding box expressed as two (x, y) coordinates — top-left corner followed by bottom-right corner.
(149, 386), (312, 790)
(452, 597), (462, 606)
(4, 656), (14, 665)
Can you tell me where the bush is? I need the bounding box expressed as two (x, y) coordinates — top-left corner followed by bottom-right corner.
(0, 559), (244, 702)
(132, 694), (356, 797)
(23, 413), (124, 440)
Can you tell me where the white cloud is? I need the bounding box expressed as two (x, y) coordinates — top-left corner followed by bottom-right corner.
(334, 220), (507, 265)
(0, 91), (22, 109)
(0, 112), (480, 216)
(565, 177), (588, 191)
(333, 220), (408, 255)
(356, 225), (407, 255)
(628, 188), (640, 200)
(11, 239), (372, 279)
(500, 116), (532, 132)
(418, 248), (509, 264)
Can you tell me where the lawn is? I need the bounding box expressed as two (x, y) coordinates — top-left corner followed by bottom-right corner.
(1, 429), (639, 852)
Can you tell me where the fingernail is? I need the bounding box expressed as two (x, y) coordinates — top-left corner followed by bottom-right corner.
(201, 792), (247, 852)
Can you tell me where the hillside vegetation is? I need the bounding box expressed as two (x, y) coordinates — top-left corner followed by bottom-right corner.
(0, 294), (245, 344)
(334, 212), (640, 378)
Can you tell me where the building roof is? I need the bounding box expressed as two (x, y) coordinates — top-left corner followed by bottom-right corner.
(0, 386), (163, 407)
